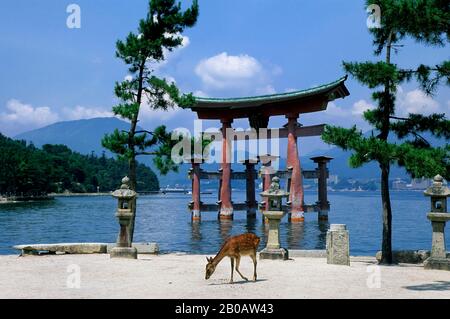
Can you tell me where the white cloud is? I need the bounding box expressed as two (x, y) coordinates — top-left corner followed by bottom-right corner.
(322, 101), (375, 131)
(137, 100), (196, 131)
(323, 101), (374, 130)
(325, 88), (444, 122)
(0, 99), (60, 136)
(320, 88), (446, 132)
(148, 34), (190, 72)
(396, 87), (440, 116)
(193, 90), (208, 97)
(255, 85), (276, 95)
(62, 105), (113, 120)
(324, 102), (348, 117)
(0, 99), (114, 136)
(164, 76), (177, 84)
(139, 87), (181, 124)
(139, 104), (180, 122)
(352, 99), (375, 115)
(195, 52), (267, 91)
(271, 65), (283, 76)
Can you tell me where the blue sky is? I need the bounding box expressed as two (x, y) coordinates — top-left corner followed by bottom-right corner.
(0, 0), (448, 155)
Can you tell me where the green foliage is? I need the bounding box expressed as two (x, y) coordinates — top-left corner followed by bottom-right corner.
(367, 0), (449, 55)
(391, 113), (450, 142)
(103, 0), (199, 181)
(395, 143), (449, 178)
(102, 129), (130, 158)
(102, 0), (199, 243)
(323, 126), (449, 179)
(325, 0), (450, 180)
(150, 125), (179, 175)
(366, 0), (449, 93)
(0, 134), (159, 195)
(412, 60), (450, 94)
(322, 126), (397, 167)
(146, 76), (196, 109)
(343, 61), (403, 88)
(325, 0), (449, 263)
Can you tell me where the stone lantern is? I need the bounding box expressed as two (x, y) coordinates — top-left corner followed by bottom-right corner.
(259, 176), (289, 260)
(110, 176), (138, 259)
(423, 175), (450, 270)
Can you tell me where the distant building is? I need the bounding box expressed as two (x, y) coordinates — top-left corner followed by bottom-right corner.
(328, 174), (339, 185)
(392, 178), (408, 190)
(409, 178), (432, 190)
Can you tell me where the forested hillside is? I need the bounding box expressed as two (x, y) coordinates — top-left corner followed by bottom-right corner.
(0, 134), (159, 195)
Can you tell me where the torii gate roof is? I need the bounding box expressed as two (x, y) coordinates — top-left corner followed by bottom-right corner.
(189, 76), (350, 120)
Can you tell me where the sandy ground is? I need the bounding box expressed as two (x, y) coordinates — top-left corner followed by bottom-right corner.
(0, 253), (449, 299)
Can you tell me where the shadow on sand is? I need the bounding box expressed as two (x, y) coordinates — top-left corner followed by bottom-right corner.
(404, 281), (450, 291)
(208, 279), (268, 286)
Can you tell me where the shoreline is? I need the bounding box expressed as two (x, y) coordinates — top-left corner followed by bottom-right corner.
(0, 196), (54, 204)
(1, 188), (428, 203)
(49, 192), (112, 197)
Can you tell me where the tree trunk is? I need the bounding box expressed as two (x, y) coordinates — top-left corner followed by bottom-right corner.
(128, 157), (137, 244)
(379, 30), (394, 264)
(380, 163), (393, 264)
(127, 62), (145, 244)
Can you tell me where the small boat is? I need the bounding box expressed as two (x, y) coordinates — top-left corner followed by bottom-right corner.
(160, 188), (189, 194)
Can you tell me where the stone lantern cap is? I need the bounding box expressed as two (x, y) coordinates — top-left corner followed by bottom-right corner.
(424, 175), (450, 197)
(112, 176), (137, 199)
(260, 177), (289, 199)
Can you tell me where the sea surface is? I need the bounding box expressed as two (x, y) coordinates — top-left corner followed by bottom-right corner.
(0, 190), (447, 255)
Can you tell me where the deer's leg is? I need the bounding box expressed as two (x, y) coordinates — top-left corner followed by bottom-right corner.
(229, 257), (234, 284)
(235, 256), (248, 281)
(251, 253), (257, 281)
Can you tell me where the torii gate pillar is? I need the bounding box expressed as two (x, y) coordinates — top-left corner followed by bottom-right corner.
(219, 119), (233, 220)
(190, 160), (201, 221)
(286, 114), (305, 222)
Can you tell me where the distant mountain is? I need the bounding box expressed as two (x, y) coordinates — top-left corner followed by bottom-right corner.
(304, 148), (408, 180)
(15, 117), (130, 156)
(17, 118), (445, 186)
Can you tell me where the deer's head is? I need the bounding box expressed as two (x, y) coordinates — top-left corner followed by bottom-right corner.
(205, 257), (216, 280)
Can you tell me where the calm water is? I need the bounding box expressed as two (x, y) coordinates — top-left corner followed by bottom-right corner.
(0, 190), (447, 255)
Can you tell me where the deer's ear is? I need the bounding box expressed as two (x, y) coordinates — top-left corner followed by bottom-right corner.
(206, 257), (210, 262)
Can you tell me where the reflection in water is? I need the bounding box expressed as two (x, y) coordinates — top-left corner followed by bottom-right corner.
(316, 220), (329, 250)
(259, 221), (267, 247)
(286, 219), (305, 249)
(246, 217), (257, 233)
(189, 220), (202, 252)
(0, 191), (438, 255)
(0, 200), (57, 214)
(191, 220), (202, 241)
(218, 220), (232, 243)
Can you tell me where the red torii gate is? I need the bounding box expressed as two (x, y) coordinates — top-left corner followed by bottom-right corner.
(187, 76), (349, 222)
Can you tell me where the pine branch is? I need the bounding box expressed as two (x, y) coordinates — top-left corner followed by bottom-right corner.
(136, 151), (157, 156)
(399, 61), (450, 94)
(135, 130), (154, 135)
(391, 113), (450, 140)
(389, 116), (408, 121)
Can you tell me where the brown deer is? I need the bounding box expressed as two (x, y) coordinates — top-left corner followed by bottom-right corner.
(205, 233), (260, 283)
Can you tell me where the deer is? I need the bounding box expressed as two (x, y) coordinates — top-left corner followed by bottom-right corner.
(205, 233), (260, 284)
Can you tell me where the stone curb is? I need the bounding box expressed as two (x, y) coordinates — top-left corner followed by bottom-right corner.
(13, 243), (159, 255)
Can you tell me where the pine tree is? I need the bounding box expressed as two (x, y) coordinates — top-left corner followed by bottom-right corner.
(102, 0), (199, 242)
(322, 0), (449, 264)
